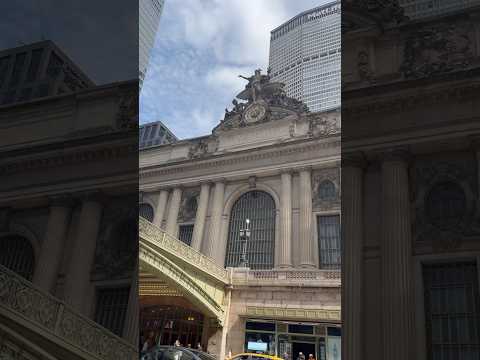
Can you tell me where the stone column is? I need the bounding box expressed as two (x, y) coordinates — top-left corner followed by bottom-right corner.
(123, 259), (139, 345)
(33, 196), (72, 293)
(279, 171), (293, 268)
(153, 189), (169, 228)
(298, 168), (315, 268)
(341, 153), (365, 360)
(64, 194), (103, 315)
(191, 182), (210, 251)
(205, 180), (225, 262)
(165, 187), (182, 236)
(381, 148), (414, 360)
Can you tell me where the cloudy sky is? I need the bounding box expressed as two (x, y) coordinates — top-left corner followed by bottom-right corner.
(0, 0), (137, 84)
(140, 0), (329, 139)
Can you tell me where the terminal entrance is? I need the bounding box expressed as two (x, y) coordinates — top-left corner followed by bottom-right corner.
(140, 303), (205, 348)
(245, 320), (341, 360)
(292, 342), (316, 360)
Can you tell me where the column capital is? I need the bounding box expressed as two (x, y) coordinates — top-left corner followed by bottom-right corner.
(297, 165), (313, 174)
(49, 194), (75, 207)
(212, 177), (227, 185)
(378, 146), (411, 163)
(76, 190), (108, 205)
(342, 151), (367, 168)
(280, 168), (294, 175)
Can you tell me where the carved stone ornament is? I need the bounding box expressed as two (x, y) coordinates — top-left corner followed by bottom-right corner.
(312, 168), (340, 210)
(94, 197), (137, 278)
(401, 22), (473, 79)
(357, 50), (374, 82)
(178, 190), (199, 222)
(116, 85), (139, 131)
(308, 113), (341, 137)
(188, 139), (209, 159)
(213, 69), (308, 133)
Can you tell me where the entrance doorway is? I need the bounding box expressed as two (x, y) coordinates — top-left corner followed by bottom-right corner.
(140, 305), (204, 348)
(292, 342), (316, 360)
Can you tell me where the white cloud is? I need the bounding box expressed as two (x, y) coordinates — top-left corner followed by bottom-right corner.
(141, 0), (326, 138)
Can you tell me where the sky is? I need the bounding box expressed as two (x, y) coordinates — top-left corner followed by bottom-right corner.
(140, 0), (330, 139)
(0, 0), (137, 84)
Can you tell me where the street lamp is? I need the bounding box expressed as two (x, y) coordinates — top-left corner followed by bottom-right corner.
(239, 218), (251, 268)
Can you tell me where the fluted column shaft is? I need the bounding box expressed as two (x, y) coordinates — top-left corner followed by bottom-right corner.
(342, 157), (364, 360)
(299, 168), (315, 268)
(191, 183), (210, 251)
(33, 199), (72, 293)
(123, 259), (139, 345)
(153, 189), (169, 228)
(279, 171), (292, 268)
(381, 151), (413, 360)
(205, 180), (225, 262)
(64, 197), (103, 315)
(165, 187), (182, 236)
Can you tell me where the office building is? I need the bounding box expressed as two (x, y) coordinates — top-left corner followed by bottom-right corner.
(140, 120), (178, 148)
(399, 0), (480, 19)
(0, 40), (94, 105)
(268, 2), (341, 113)
(139, 0), (164, 89)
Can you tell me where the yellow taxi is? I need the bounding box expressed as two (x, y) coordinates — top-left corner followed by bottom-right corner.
(226, 353), (284, 360)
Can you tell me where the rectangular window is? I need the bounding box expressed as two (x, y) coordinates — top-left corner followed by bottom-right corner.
(0, 56), (11, 88)
(423, 261), (480, 359)
(9, 52), (26, 88)
(178, 224), (194, 246)
(317, 215), (341, 269)
(26, 49), (43, 82)
(94, 287), (130, 336)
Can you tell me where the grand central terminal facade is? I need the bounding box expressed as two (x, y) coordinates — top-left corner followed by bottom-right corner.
(139, 71), (342, 359)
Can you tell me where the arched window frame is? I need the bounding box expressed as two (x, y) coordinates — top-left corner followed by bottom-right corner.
(224, 189), (277, 270)
(317, 180), (337, 201)
(139, 203), (155, 222)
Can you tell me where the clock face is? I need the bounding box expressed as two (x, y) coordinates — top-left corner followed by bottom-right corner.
(244, 103), (266, 123)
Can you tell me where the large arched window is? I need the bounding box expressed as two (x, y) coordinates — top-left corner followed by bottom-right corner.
(139, 203), (154, 222)
(225, 191), (276, 270)
(0, 235), (35, 280)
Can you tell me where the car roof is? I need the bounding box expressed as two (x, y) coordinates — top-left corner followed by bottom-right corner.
(228, 353), (283, 360)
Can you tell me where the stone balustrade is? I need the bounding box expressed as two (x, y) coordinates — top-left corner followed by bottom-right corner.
(0, 264), (136, 360)
(231, 268), (340, 287)
(139, 216), (229, 284)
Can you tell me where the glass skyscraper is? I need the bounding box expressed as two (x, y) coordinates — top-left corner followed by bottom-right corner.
(268, 1), (341, 113)
(399, 0), (480, 19)
(139, 0), (164, 89)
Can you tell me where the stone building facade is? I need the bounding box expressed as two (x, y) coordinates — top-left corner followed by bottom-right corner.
(343, 2), (480, 360)
(139, 71), (341, 359)
(0, 80), (138, 359)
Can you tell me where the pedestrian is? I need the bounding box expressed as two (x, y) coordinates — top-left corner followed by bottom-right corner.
(308, 354), (315, 360)
(283, 352), (289, 360)
(197, 343), (203, 351)
(142, 331), (156, 353)
(296, 352), (305, 360)
(174, 339), (181, 347)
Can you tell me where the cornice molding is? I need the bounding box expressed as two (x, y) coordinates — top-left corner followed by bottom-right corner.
(244, 305), (341, 322)
(0, 142), (137, 176)
(140, 138), (340, 180)
(344, 76), (480, 118)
